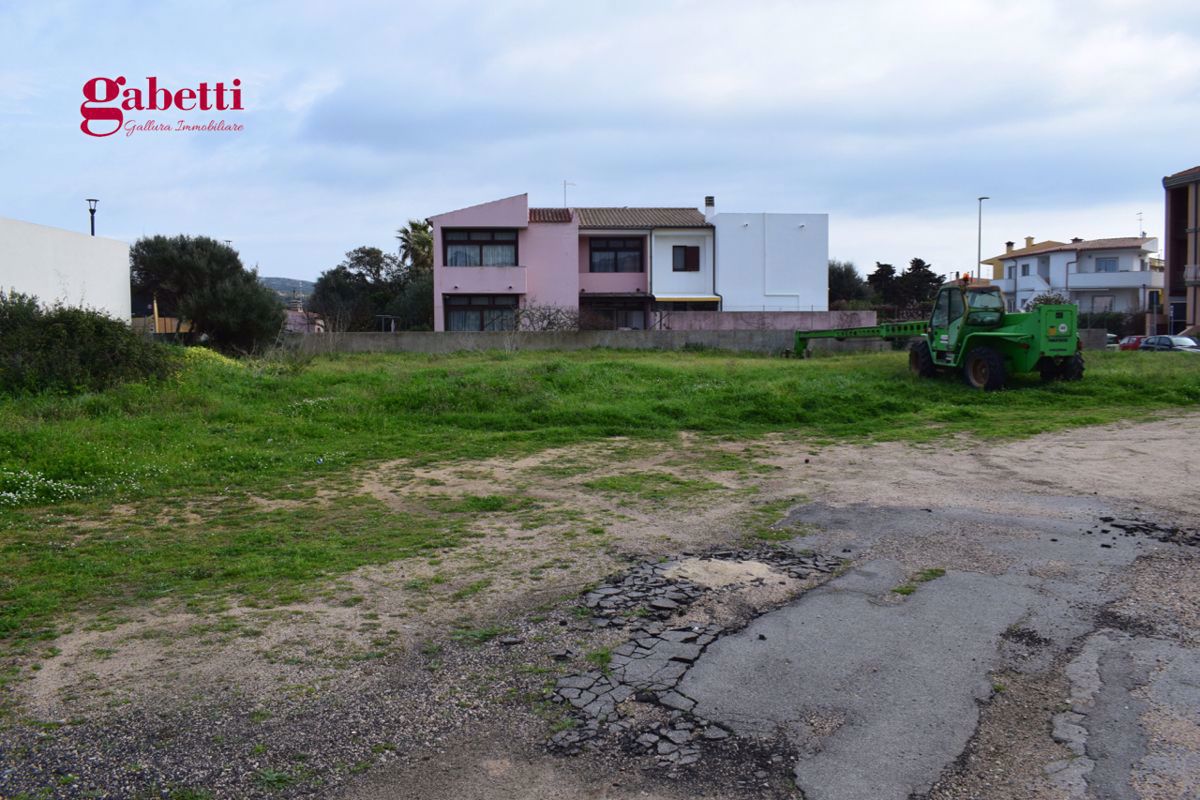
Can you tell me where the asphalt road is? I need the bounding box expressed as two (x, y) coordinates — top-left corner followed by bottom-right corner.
(680, 502), (1190, 800)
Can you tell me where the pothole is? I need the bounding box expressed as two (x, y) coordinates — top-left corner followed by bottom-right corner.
(547, 546), (841, 771)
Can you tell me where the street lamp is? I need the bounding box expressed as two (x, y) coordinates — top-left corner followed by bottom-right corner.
(976, 196), (989, 280)
(86, 198), (98, 236)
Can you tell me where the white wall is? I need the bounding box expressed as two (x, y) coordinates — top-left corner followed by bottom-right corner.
(649, 229), (714, 298)
(712, 213), (828, 311)
(0, 217), (130, 321)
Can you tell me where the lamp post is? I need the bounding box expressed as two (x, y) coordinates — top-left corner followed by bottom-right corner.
(976, 196), (989, 279)
(86, 198), (98, 236)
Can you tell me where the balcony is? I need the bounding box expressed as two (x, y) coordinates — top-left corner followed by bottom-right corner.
(439, 265), (527, 295)
(1185, 264), (1200, 286)
(1067, 270), (1164, 290)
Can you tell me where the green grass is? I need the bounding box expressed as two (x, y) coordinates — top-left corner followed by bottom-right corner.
(0, 348), (1196, 654)
(893, 566), (948, 595)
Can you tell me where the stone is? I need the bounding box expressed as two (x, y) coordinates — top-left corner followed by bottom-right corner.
(703, 726), (730, 740)
(656, 740), (679, 755)
(658, 691), (696, 712)
(498, 636), (524, 646)
(665, 729), (692, 745)
(649, 598), (679, 611)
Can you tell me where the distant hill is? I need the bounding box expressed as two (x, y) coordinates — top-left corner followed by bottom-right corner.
(260, 276), (315, 300)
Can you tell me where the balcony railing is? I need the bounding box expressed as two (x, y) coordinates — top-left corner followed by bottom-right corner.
(1185, 264), (1200, 286)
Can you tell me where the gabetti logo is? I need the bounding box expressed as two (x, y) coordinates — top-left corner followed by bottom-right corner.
(80, 76), (244, 137)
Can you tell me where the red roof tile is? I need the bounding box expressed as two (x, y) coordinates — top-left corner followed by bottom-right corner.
(529, 207), (573, 223)
(575, 207), (710, 229)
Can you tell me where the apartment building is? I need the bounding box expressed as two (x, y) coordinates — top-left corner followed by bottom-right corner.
(988, 236), (1163, 316)
(428, 194), (828, 332)
(1163, 165), (1200, 333)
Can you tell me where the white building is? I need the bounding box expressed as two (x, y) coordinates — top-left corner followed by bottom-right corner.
(707, 199), (829, 311)
(991, 236), (1163, 314)
(0, 216), (130, 321)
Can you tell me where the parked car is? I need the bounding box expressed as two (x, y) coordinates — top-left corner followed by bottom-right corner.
(1106, 333), (1119, 350)
(1138, 335), (1200, 352)
(1118, 335), (1146, 351)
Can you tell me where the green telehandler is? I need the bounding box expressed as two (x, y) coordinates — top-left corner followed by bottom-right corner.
(795, 278), (1084, 390)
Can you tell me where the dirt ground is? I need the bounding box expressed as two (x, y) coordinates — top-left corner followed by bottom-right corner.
(2, 414), (1198, 799)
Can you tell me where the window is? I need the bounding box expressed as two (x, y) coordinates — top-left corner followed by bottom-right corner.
(589, 238), (643, 273)
(444, 295), (518, 331)
(589, 308), (645, 330)
(672, 245), (700, 272)
(932, 290), (950, 327)
(1006, 266), (1015, 279)
(1020, 263), (1030, 277)
(948, 289), (965, 321)
(1095, 257), (1118, 273)
(444, 230), (518, 267)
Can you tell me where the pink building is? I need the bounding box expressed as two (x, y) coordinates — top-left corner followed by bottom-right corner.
(429, 193), (829, 331)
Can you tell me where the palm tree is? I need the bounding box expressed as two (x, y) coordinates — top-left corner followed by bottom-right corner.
(396, 219), (433, 274)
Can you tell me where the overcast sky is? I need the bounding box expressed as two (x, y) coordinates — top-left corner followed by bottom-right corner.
(2, 0), (1198, 281)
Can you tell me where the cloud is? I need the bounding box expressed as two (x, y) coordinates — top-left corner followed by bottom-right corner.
(1, 0), (1197, 281)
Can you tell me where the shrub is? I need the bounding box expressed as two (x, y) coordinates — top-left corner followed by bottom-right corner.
(0, 291), (175, 395)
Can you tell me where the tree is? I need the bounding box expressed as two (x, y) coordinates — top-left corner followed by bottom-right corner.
(180, 270), (285, 352)
(381, 269), (433, 331)
(131, 235), (244, 331)
(130, 234), (284, 350)
(396, 220), (433, 275)
(1025, 291), (1069, 310)
(828, 259), (870, 304)
(867, 262), (900, 305)
(308, 265), (375, 332)
(896, 258), (942, 306)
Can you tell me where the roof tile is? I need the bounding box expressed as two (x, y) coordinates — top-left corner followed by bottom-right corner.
(575, 207), (709, 229)
(529, 207), (572, 223)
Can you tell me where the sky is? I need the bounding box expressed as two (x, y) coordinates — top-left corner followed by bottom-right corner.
(2, 0), (1198, 282)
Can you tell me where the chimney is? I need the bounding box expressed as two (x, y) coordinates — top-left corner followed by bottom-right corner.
(1024, 236), (1035, 248)
(1071, 237), (1083, 244)
(1005, 241), (1014, 253)
(704, 195), (715, 220)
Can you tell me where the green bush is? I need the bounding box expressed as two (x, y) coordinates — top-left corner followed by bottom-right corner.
(0, 292), (175, 395)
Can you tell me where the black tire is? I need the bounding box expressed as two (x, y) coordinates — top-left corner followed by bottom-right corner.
(908, 339), (935, 378)
(1060, 352), (1085, 381)
(963, 346), (1005, 391)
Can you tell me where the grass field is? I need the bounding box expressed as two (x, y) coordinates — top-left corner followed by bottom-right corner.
(1, 347), (1197, 661)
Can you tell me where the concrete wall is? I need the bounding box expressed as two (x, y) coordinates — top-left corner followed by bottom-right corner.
(1079, 328), (1110, 350)
(649, 228), (715, 299)
(290, 326), (900, 357)
(292, 329), (795, 355)
(523, 215), (579, 309)
(654, 309), (875, 331)
(0, 216), (130, 321)
(711, 212), (829, 311)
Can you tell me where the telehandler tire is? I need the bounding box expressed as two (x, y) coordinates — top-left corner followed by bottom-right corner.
(963, 346), (1005, 391)
(1060, 352), (1085, 381)
(908, 339), (936, 378)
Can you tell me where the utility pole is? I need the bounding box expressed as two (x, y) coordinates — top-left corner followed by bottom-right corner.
(976, 196), (990, 279)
